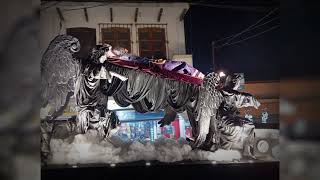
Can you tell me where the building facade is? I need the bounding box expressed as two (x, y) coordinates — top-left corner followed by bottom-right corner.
(40, 2), (189, 59)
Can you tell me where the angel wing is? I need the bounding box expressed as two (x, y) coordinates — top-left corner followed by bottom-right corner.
(41, 35), (80, 120)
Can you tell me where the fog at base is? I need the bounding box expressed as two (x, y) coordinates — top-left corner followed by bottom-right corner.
(49, 130), (242, 165)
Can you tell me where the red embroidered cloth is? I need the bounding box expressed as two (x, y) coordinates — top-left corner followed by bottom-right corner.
(107, 58), (204, 85)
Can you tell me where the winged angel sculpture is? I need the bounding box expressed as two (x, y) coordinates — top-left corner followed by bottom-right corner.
(41, 35), (260, 160)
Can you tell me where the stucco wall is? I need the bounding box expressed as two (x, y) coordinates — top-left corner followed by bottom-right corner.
(40, 2), (189, 58)
(239, 81), (279, 118)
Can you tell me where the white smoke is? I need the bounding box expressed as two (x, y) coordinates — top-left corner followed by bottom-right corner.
(49, 130), (242, 165)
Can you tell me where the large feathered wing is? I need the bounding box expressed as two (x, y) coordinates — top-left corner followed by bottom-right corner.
(41, 35), (80, 120)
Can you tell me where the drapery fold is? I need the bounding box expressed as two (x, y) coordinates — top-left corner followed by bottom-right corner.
(75, 62), (257, 153)
(102, 62), (200, 114)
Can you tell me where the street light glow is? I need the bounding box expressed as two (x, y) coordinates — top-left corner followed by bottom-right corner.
(219, 71), (226, 77)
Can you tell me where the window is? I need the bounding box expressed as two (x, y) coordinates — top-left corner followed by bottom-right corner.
(100, 25), (132, 52)
(138, 27), (167, 59)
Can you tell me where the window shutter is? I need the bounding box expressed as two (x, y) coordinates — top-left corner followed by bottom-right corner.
(101, 27), (131, 52)
(138, 27), (166, 59)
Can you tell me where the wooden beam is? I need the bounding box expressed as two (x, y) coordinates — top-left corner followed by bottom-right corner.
(134, 8), (139, 22)
(56, 7), (64, 22)
(179, 8), (187, 21)
(157, 8), (163, 22)
(110, 8), (113, 22)
(84, 8), (88, 22)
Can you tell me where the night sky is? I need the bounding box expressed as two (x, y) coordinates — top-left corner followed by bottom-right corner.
(184, 4), (280, 81)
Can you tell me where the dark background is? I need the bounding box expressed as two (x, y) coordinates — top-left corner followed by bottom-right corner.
(1, 0), (320, 180)
(184, 4), (280, 81)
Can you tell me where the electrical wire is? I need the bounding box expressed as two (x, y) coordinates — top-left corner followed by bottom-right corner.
(40, 2), (113, 12)
(220, 7), (278, 46)
(63, 3), (111, 12)
(214, 16), (279, 43)
(41, 1), (50, 6)
(214, 24), (279, 49)
(40, 2), (60, 11)
(190, 2), (276, 12)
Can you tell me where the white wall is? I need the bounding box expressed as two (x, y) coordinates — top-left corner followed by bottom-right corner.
(40, 2), (189, 58)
